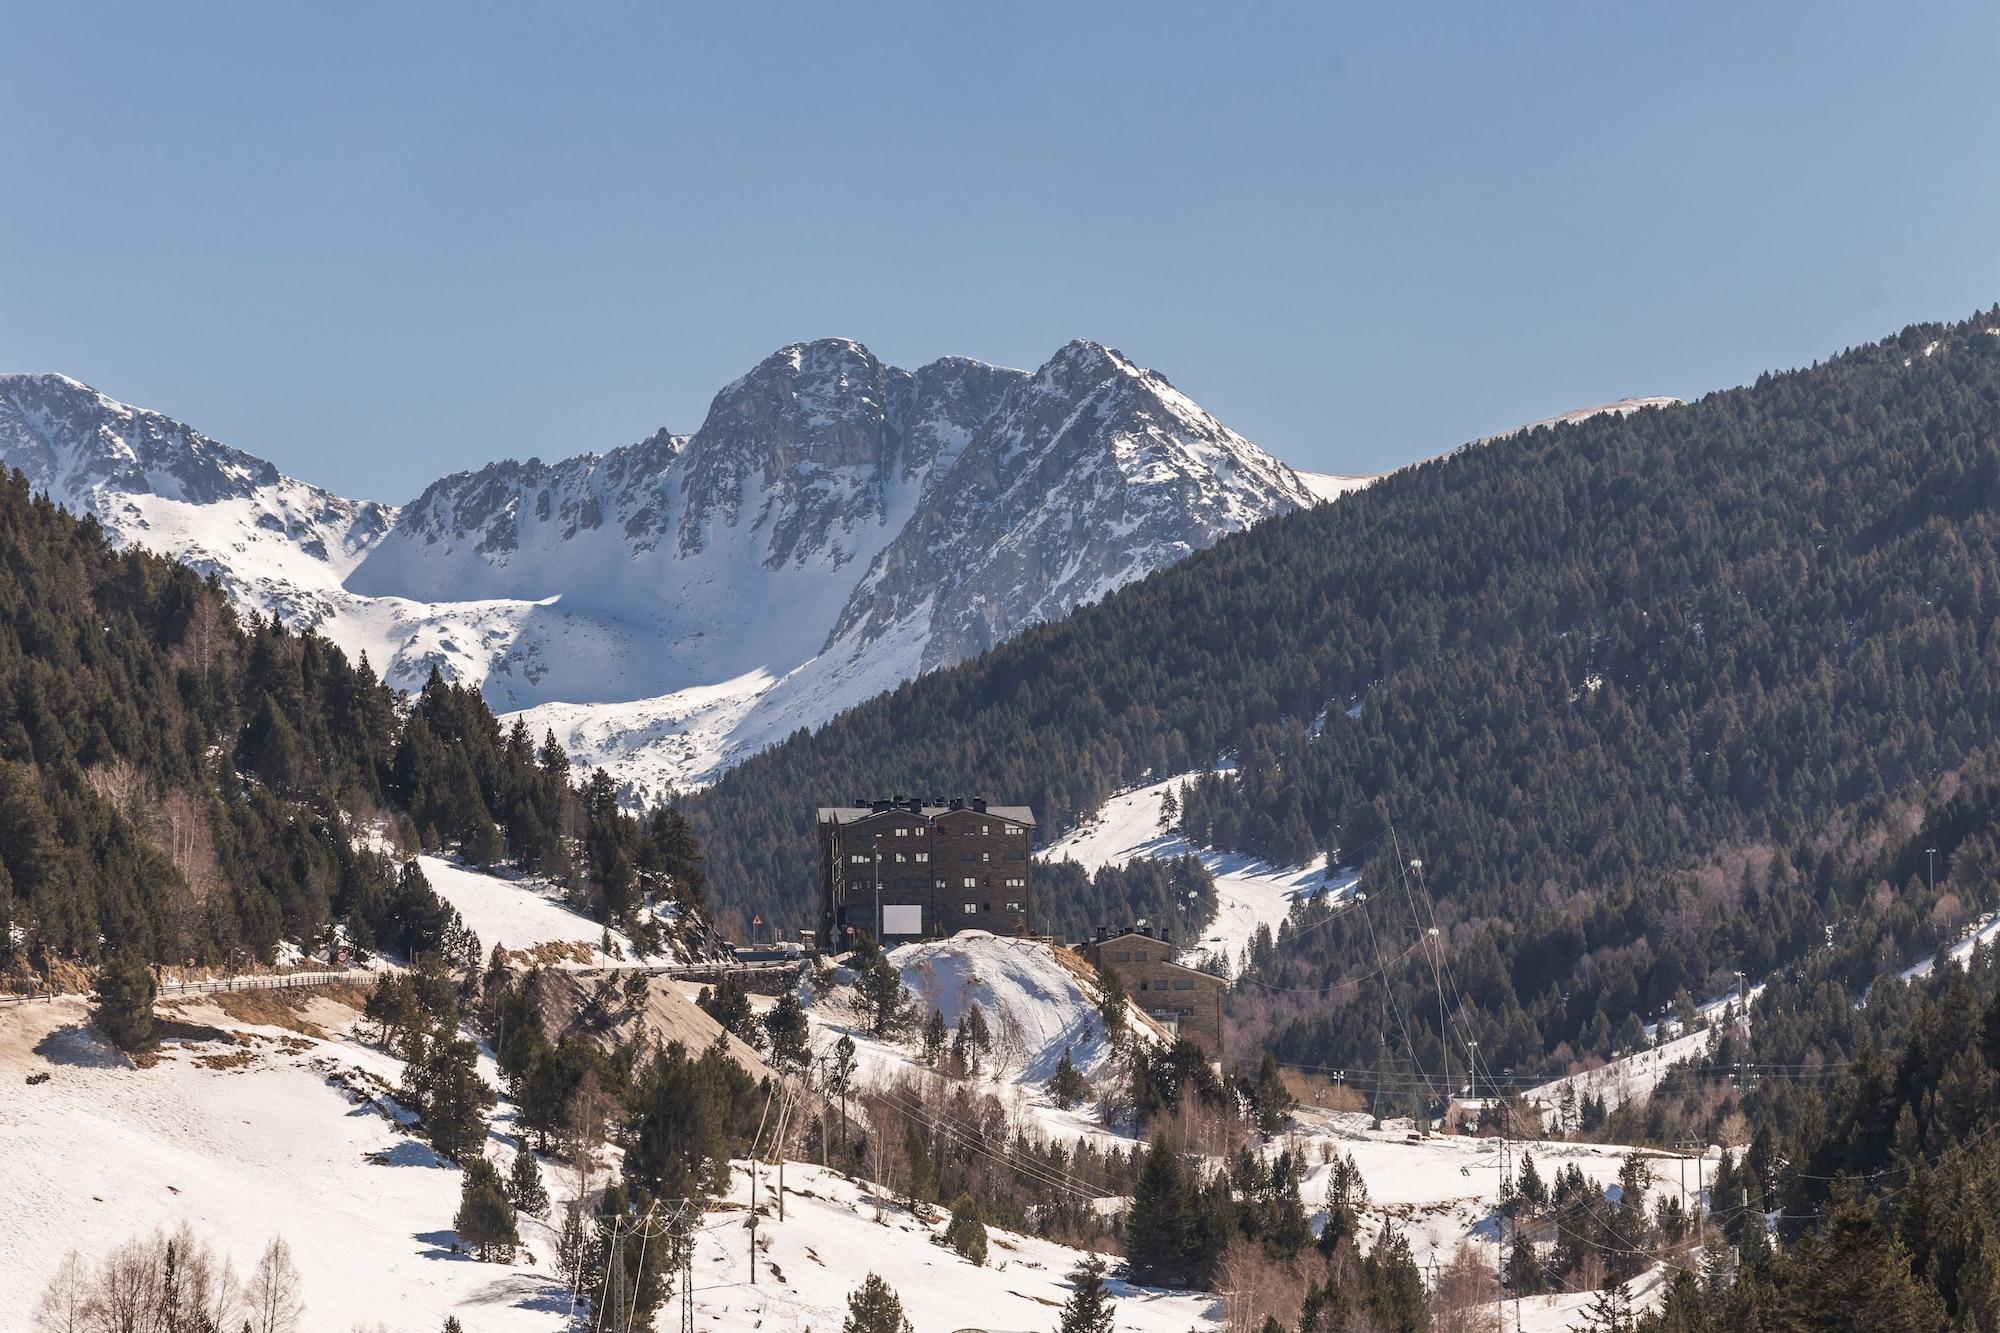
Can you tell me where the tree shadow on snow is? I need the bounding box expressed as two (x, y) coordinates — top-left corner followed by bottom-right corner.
(33, 1023), (129, 1068)
(414, 1229), (471, 1261)
(367, 1139), (452, 1168)
(459, 1274), (574, 1314)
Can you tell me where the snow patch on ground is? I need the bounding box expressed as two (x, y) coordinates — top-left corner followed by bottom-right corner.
(800, 933), (1151, 1150)
(0, 995), (571, 1333)
(1899, 908), (2000, 982)
(689, 1161), (1219, 1333)
(1294, 471), (1379, 504)
(1040, 772), (1355, 973)
(418, 855), (680, 966)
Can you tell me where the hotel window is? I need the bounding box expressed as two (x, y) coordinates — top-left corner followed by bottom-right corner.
(962, 877), (978, 889)
(1003, 877), (1025, 888)
(980, 851), (991, 862)
(935, 879), (947, 889)
(962, 903), (978, 915)
(980, 824), (991, 835)
(849, 854), (869, 865)
(915, 852), (929, 862)
(1005, 900), (1022, 912)
(893, 826), (909, 837)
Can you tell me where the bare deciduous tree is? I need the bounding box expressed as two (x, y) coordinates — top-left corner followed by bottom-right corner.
(30, 1251), (90, 1333)
(246, 1236), (305, 1333)
(32, 1228), (243, 1333)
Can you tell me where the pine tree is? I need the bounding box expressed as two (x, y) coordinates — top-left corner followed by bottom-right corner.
(1261, 1151), (1312, 1258)
(92, 949), (157, 1053)
(1124, 1139), (1191, 1287)
(1578, 1281), (1632, 1333)
(1516, 1149), (1546, 1210)
(953, 1003), (992, 1074)
(765, 990), (812, 1072)
(943, 1193), (988, 1266)
(508, 1147), (550, 1218)
(842, 1273), (913, 1333)
(1783, 1202), (1947, 1332)
(858, 956), (906, 1035)
(922, 1007), (948, 1067)
(442, 1320), (464, 1333)
(1318, 1152), (1368, 1254)
(1059, 1256), (1116, 1333)
(1253, 1052), (1295, 1136)
(416, 1036), (495, 1162)
(454, 1156), (520, 1261)
(1050, 1046), (1089, 1110)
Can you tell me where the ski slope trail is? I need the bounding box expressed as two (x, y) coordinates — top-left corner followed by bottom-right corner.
(1040, 771), (1355, 972)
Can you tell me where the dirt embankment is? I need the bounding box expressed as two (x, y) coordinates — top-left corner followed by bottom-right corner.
(523, 968), (774, 1080)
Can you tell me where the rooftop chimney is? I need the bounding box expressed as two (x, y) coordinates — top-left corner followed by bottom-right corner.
(905, 798), (922, 814)
(971, 796), (988, 813)
(949, 796), (965, 811)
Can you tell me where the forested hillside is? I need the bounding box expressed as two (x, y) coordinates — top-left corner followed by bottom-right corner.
(688, 308), (2000, 1079)
(0, 473), (710, 981)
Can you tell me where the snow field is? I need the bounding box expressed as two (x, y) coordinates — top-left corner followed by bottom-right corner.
(799, 933), (1147, 1152)
(0, 995), (575, 1333)
(687, 1161), (1218, 1333)
(1039, 771), (1353, 974)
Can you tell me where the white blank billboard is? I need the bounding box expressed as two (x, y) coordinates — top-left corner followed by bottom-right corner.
(881, 904), (923, 936)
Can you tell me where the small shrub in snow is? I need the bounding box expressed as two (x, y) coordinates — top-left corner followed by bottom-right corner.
(943, 1193), (988, 1266)
(842, 1272), (913, 1333)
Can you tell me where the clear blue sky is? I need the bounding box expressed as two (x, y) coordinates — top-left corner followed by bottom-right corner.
(4, 2), (1996, 501)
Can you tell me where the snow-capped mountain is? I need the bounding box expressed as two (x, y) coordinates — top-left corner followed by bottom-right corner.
(0, 372), (395, 615)
(0, 342), (1324, 801)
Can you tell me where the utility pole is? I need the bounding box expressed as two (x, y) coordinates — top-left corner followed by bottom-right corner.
(1494, 1125), (1509, 1333)
(748, 1087), (773, 1287)
(680, 1207), (696, 1333)
(1927, 847), (1938, 898)
(873, 846), (882, 944)
(1696, 1149), (1707, 1250)
(1732, 971), (1749, 1096)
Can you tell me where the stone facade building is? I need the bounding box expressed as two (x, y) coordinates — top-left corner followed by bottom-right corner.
(1077, 926), (1226, 1055)
(816, 797), (1035, 948)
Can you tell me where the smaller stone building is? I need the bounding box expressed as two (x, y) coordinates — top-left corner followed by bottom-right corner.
(1076, 926), (1226, 1055)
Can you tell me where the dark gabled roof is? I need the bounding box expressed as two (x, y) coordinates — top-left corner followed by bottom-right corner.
(816, 803), (1036, 826)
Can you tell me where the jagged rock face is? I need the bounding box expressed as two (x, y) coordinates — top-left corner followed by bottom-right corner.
(0, 341), (1317, 798)
(828, 340), (1313, 669)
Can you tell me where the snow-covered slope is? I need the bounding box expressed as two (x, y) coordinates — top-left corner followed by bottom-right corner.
(0, 348), (1320, 801)
(799, 932), (1152, 1147)
(1295, 469), (1379, 503)
(1476, 395), (1683, 444)
(692, 1160), (1218, 1333)
(1040, 770), (1355, 974)
(0, 991), (573, 1333)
